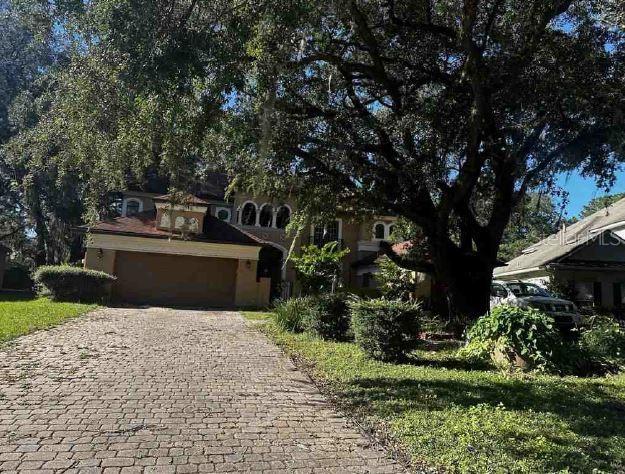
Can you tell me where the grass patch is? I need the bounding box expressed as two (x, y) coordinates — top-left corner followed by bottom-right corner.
(242, 311), (625, 473)
(0, 293), (97, 343)
(240, 311), (273, 321)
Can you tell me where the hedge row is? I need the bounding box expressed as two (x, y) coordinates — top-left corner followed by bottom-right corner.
(274, 294), (422, 361)
(33, 265), (116, 303)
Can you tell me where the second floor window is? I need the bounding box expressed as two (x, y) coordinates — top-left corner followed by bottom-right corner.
(374, 223), (385, 240)
(276, 206), (290, 229)
(125, 199), (141, 217)
(259, 204), (274, 227)
(313, 220), (340, 246)
(241, 203), (257, 226)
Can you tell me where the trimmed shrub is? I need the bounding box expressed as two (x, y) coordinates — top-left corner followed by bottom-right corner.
(2, 263), (33, 290)
(302, 293), (351, 341)
(579, 315), (625, 366)
(350, 298), (421, 362)
(33, 265), (116, 303)
(274, 297), (314, 332)
(460, 305), (562, 372)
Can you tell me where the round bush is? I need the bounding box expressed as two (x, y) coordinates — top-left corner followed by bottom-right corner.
(350, 298), (421, 362)
(461, 305), (561, 372)
(302, 293), (351, 341)
(579, 316), (625, 365)
(33, 265), (116, 303)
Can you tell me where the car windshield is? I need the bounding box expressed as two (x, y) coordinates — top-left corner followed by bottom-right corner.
(505, 283), (551, 297)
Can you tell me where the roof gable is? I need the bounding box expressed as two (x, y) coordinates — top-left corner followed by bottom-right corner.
(557, 230), (625, 264)
(85, 210), (265, 247)
(495, 196), (625, 276)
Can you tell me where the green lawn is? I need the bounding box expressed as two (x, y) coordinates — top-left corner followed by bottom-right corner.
(0, 293), (97, 343)
(242, 311), (625, 473)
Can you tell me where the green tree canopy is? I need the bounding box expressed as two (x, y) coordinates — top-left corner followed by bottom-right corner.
(498, 193), (563, 262)
(6, 0), (625, 319)
(579, 192), (625, 219)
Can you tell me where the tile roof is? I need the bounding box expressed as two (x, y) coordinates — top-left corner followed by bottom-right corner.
(153, 194), (210, 205)
(495, 197), (625, 276)
(350, 241), (422, 269)
(128, 172), (231, 201)
(86, 210), (265, 247)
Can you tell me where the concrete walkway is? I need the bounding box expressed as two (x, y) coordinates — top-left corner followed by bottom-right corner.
(0, 307), (404, 473)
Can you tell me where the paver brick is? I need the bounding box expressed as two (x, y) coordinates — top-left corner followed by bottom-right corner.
(0, 308), (406, 473)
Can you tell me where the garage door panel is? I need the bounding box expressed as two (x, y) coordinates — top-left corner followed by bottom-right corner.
(113, 251), (237, 307)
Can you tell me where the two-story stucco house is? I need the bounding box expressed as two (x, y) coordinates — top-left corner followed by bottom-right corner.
(495, 197), (625, 310)
(82, 173), (396, 307)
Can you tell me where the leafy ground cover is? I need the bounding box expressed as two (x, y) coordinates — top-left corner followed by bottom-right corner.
(0, 292), (97, 343)
(242, 311), (625, 473)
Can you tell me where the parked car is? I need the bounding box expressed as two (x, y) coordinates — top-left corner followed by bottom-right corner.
(491, 280), (582, 328)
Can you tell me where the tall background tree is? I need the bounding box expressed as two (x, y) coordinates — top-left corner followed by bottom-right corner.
(579, 192), (625, 218)
(5, 0), (625, 319)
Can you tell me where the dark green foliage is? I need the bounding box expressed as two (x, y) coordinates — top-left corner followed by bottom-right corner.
(301, 293), (351, 341)
(580, 316), (625, 366)
(290, 242), (350, 295)
(273, 296), (314, 333)
(461, 305), (562, 372)
(579, 193), (625, 218)
(2, 262), (32, 289)
(33, 265), (116, 303)
(6, 0), (625, 322)
(350, 299), (421, 362)
(376, 257), (415, 301)
(498, 193), (563, 262)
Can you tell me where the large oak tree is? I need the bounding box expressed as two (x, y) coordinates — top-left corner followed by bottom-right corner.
(8, 0), (625, 319)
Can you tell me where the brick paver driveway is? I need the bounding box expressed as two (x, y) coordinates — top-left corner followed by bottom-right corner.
(0, 308), (405, 473)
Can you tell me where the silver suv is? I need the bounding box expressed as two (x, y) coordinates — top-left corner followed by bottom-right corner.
(491, 280), (582, 328)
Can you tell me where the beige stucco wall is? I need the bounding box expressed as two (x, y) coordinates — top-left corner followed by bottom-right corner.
(155, 208), (206, 233)
(84, 247), (117, 274)
(234, 259), (271, 308)
(414, 272), (432, 299)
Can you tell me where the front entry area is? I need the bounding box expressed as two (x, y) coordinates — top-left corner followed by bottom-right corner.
(257, 246), (284, 301)
(113, 251), (238, 307)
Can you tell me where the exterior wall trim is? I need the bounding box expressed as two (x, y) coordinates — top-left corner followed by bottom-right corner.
(87, 233), (261, 260)
(122, 197), (143, 217)
(494, 266), (545, 278)
(154, 202), (209, 213)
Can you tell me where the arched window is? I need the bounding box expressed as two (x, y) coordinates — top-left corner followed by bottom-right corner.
(174, 216), (185, 229)
(388, 224), (396, 238)
(160, 213), (171, 228)
(259, 204), (274, 227)
(276, 206), (291, 229)
(188, 217), (199, 232)
(241, 202), (257, 226)
(373, 222), (386, 240)
(124, 198), (142, 217)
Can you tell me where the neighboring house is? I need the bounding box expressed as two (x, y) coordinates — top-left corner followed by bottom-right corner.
(82, 173), (396, 307)
(494, 197), (625, 310)
(0, 244), (7, 289)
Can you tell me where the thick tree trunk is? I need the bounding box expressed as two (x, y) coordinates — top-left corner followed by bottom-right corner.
(431, 244), (494, 336)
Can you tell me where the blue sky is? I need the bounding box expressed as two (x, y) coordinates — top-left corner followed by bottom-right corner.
(557, 168), (625, 218)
